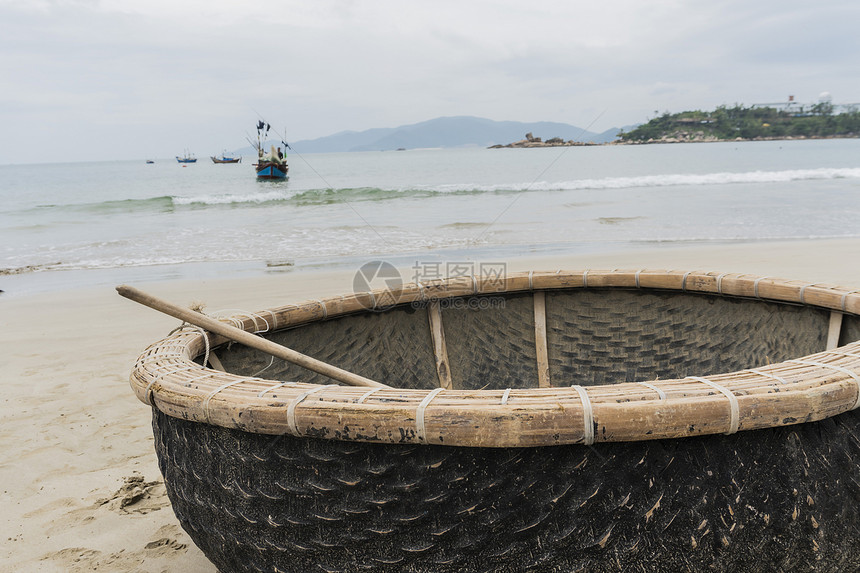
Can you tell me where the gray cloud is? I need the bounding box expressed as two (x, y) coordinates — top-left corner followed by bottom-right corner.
(1, 0), (857, 163)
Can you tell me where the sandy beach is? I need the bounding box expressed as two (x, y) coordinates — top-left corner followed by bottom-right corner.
(4, 238), (860, 572)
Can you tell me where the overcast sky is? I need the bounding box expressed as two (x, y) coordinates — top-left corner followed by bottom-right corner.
(2, 0), (859, 164)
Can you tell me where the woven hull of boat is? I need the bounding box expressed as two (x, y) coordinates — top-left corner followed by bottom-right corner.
(216, 289), (840, 389)
(128, 270), (860, 572)
(154, 407), (860, 572)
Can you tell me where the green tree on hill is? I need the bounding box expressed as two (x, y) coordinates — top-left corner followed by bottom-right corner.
(620, 104), (860, 142)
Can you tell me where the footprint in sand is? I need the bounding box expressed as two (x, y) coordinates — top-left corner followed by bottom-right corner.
(98, 474), (170, 514)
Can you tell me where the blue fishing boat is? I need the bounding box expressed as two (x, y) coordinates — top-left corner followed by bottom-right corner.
(255, 152), (288, 179)
(176, 151), (197, 164)
(250, 121), (288, 180)
(211, 153), (242, 164)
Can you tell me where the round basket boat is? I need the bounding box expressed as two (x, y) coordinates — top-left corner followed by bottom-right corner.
(128, 270), (860, 572)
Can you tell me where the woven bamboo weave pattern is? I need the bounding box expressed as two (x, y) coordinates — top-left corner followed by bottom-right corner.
(154, 407), (860, 572)
(544, 290), (828, 385)
(130, 270), (860, 447)
(217, 305), (439, 390)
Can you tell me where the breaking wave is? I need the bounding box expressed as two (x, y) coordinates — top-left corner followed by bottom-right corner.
(25, 167), (860, 214)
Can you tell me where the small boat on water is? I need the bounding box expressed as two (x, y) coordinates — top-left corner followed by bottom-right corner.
(255, 146), (288, 179)
(145, 159), (154, 164)
(211, 153), (242, 164)
(176, 151), (197, 164)
(251, 120), (288, 180)
(123, 269), (860, 572)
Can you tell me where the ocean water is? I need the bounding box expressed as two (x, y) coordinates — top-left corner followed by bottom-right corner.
(3, 139), (860, 296)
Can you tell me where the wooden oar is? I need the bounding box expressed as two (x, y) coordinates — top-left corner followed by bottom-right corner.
(116, 285), (389, 389)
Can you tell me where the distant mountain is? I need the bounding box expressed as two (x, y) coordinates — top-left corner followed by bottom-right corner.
(283, 116), (624, 153)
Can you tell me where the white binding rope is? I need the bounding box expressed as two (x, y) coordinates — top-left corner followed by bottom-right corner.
(143, 364), (200, 405)
(799, 283), (822, 304)
(528, 271), (534, 291)
(263, 309), (278, 331)
(356, 387), (383, 404)
(501, 387), (512, 405)
(232, 310), (257, 328)
(716, 273), (728, 295)
(789, 359), (860, 410)
(635, 269), (642, 288)
(217, 310), (266, 332)
(415, 387), (444, 443)
(203, 378), (249, 423)
(316, 300), (328, 320)
(167, 325), (211, 369)
(248, 312), (269, 332)
(754, 276), (768, 299)
(472, 274), (479, 295)
(688, 376), (739, 434)
(682, 271), (692, 292)
(257, 381), (298, 398)
(841, 289), (860, 312)
(638, 382), (666, 400)
(287, 385), (338, 436)
(571, 385), (595, 446)
(582, 270), (589, 288)
(251, 356), (276, 377)
(229, 309), (277, 331)
(172, 371), (216, 408)
(747, 368), (790, 385)
(249, 312), (271, 333)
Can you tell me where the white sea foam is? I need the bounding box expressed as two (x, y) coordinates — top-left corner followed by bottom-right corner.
(4, 145), (860, 289)
(165, 167), (860, 207)
(528, 167), (860, 192)
(173, 190), (294, 205)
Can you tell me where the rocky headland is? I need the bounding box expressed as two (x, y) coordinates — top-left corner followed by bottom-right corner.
(488, 132), (600, 148)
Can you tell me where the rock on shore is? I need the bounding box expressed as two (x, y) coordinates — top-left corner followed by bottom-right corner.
(488, 132), (599, 148)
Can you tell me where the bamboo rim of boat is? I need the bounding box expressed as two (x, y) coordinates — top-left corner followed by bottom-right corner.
(129, 269), (860, 448)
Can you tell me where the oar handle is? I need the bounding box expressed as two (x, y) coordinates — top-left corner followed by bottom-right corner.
(116, 285), (388, 389)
